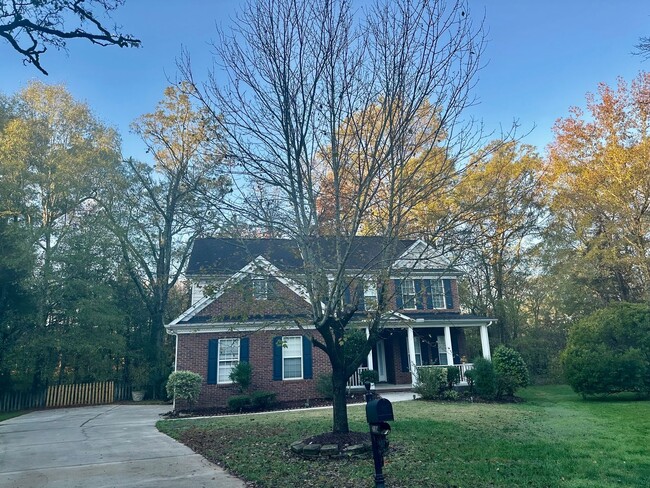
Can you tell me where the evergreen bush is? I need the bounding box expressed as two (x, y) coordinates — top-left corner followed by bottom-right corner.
(166, 370), (202, 407)
(492, 345), (530, 397)
(471, 357), (496, 399)
(414, 367), (447, 400)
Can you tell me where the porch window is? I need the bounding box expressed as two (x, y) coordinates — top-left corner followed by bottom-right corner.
(437, 335), (448, 365)
(364, 282), (378, 310)
(430, 280), (445, 308)
(401, 279), (417, 309)
(217, 338), (240, 383)
(414, 337), (423, 366)
(282, 336), (303, 379)
(252, 277), (268, 300)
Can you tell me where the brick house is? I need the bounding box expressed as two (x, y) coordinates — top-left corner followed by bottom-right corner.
(166, 237), (494, 408)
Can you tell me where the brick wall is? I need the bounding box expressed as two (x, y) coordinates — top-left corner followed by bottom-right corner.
(176, 329), (331, 409)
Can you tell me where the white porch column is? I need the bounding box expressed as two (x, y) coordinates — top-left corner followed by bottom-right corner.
(444, 326), (454, 364)
(407, 326), (418, 387)
(365, 327), (374, 371)
(480, 324), (492, 360)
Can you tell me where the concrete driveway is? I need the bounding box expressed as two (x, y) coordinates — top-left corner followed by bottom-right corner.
(0, 404), (245, 488)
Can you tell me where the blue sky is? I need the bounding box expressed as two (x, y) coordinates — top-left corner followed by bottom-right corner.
(1, 0), (648, 161)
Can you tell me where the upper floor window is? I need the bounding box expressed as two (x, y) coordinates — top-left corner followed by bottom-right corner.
(364, 282), (378, 310)
(401, 279), (416, 309)
(430, 280), (445, 309)
(252, 277), (268, 300)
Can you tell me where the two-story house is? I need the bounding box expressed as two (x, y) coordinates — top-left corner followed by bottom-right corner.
(165, 237), (494, 409)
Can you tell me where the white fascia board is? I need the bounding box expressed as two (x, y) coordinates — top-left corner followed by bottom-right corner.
(167, 321), (318, 335)
(165, 255), (314, 328)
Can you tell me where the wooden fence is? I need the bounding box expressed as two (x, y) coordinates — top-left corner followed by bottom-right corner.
(1, 382), (135, 413)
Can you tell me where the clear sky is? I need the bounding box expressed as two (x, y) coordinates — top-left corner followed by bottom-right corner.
(1, 0), (648, 161)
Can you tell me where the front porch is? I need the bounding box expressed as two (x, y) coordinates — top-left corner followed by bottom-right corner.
(347, 319), (492, 389)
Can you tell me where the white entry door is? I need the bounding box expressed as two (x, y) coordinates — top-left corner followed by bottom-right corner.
(376, 339), (388, 382)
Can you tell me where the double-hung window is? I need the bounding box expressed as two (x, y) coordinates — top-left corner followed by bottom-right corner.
(364, 282), (378, 310)
(414, 337), (423, 367)
(401, 279), (417, 309)
(252, 277), (268, 300)
(282, 336), (303, 380)
(430, 280), (445, 309)
(217, 338), (240, 384)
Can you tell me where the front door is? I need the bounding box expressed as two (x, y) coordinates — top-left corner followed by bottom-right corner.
(376, 339), (388, 382)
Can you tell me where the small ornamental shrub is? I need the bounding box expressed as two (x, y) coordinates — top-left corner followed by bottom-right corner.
(562, 303), (650, 397)
(227, 394), (252, 412)
(316, 373), (334, 399)
(250, 390), (277, 410)
(360, 369), (379, 384)
(229, 362), (253, 393)
(492, 345), (530, 397)
(414, 367), (447, 400)
(471, 357), (496, 399)
(442, 389), (459, 401)
(446, 366), (460, 389)
(166, 371), (202, 407)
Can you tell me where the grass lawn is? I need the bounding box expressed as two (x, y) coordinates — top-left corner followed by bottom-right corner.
(0, 411), (25, 422)
(157, 385), (650, 488)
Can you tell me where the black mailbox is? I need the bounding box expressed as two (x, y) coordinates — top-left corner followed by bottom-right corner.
(366, 398), (394, 424)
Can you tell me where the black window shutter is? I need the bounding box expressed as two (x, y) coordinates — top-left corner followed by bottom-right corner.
(356, 282), (365, 311)
(399, 337), (409, 372)
(394, 279), (403, 309)
(424, 279), (433, 309)
(414, 280), (423, 309)
(240, 337), (250, 363)
(421, 341), (430, 365)
(207, 339), (218, 384)
(302, 336), (313, 379)
(272, 336), (282, 381)
(443, 279), (454, 309)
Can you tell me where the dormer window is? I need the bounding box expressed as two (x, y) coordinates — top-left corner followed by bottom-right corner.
(401, 279), (417, 309)
(252, 277), (268, 300)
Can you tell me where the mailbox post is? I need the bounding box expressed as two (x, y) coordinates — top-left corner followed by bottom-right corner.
(365, 382), (393, 488)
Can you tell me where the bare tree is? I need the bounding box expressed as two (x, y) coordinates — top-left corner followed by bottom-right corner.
(181, 0), (486, 433)
(1, 0), (140, 75)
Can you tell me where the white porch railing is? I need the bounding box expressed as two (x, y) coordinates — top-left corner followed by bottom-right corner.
(417, 363), (474, 384)
(347, 366), (370, 387)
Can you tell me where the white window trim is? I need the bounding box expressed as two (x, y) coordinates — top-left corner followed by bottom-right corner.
(364, 282), (378, 310)
(217, 338), (240, 384)
(282, 335), (303, 380)
(401, 279), (417, 310)
(252, 277), (268, 300)
(414, 336), (423, 367)
(430, 279), (446, 309)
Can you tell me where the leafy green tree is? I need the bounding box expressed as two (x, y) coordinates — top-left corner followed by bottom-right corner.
(562, 302), (650, 397)
(100, 84), (230, 394)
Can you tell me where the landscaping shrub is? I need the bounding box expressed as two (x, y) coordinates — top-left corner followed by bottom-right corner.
(250, 390), (277, 410)
(562, 303), (650, 397)
(446, 366), (460, 389)
(316, 373), (334, 399)
(360, 369), (379, 384)
(471, 357), (496, 399)
(442, 389), (459, 401)
(414, 367), (447, 400)
(229, 361), (253, 393)
(227, 394), (252, 412)
(166, 370), (202, 407)
(492, 345), (530, 397)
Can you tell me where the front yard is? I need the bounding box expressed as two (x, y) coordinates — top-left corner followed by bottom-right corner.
(157, 385), (650, 487)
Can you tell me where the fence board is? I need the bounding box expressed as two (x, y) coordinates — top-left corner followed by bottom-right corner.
(45, 381), (115, 408)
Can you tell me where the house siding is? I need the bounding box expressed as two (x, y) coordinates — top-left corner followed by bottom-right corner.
(176, 329), (331, 409)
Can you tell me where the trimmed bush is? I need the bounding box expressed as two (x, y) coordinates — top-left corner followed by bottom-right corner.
(562, 303), (650, 397)
(414, 367), (447, 400)
(471, 357), (496, 399)
(166, 370), (202, 406)
(492, 345), (530, 397)
(316, 373), (334, 399)
(250, 390), (277, 410)
(229, 361), (253, 393)
(227, 394), (252, 412)
(446, 366), (460, 389)
(360, 369), (379, 384)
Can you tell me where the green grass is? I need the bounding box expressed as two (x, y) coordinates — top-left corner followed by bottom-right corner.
(157, 385), (650, 488)
(0, 411), (25, 422)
